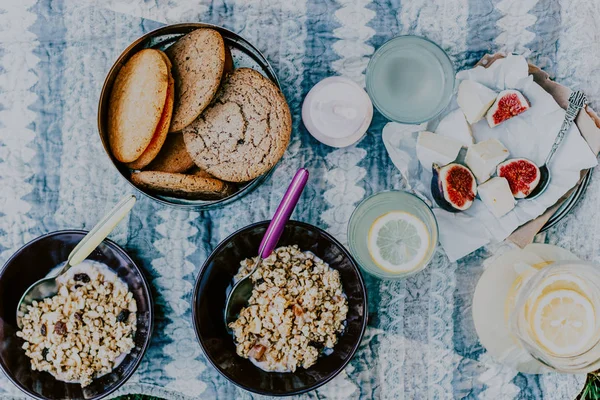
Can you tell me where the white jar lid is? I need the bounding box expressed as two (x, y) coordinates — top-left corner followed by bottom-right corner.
(302, 76), (373, 148)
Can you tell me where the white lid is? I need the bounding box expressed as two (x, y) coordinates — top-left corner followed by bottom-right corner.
(302, 76), (373, 147)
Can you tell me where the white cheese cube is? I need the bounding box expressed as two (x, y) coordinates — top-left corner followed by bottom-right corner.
(478, 177), (515, 218)
(465, 138), (509, 182)
(435, 108), (474, 146)
(457, 80), (498, 124)
(416, 131), (463, 171)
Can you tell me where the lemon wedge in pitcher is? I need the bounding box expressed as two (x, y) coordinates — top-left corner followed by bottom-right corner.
(367, 211), (430, 273)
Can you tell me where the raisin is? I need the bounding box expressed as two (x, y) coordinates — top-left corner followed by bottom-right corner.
(40, 324), (47, 336)
(74, 313), (83, 323)
(74, 284), (82, 290)
(42, 348), (49, 360)
(54, 321), (67, 336)
(293, 304), (304, 317)
(116, 310), (130, 323)
(73, 273), (90, 283)
(308, 341), (324, 349)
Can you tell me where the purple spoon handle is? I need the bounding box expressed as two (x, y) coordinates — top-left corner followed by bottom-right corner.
(258, 168), (309, 259)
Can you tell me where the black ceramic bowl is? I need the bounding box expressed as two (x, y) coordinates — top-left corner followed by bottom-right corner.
(192, 221), (368, 396)
(0, 231), (153, 400)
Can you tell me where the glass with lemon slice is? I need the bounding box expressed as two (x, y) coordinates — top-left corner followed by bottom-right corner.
(509, 261), (600, 373)
(348, 191), (438, 279)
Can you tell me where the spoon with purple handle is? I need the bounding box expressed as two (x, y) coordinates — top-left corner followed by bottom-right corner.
(224, 168), (309, 328)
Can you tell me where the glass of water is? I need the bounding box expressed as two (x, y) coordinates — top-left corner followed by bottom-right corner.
(366, 35), (455, 124)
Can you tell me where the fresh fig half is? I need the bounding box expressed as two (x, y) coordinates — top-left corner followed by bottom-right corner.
(497, 158), (540, 198)
(486, 89), (530, 128)
(432, 163), (477, 212)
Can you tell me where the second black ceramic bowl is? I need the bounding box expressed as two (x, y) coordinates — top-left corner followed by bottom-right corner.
(192, 221), (368, 396)
(0, 231), (153, 400)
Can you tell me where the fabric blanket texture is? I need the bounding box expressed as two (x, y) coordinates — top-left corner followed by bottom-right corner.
(1, 0), (600, 399)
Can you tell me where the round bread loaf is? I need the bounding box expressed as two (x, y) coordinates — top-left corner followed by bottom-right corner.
(183, 68), (292, 182)
(131, 171), (235, 200)
(108, 49), (169, 163)
(166, 28), (226, 132)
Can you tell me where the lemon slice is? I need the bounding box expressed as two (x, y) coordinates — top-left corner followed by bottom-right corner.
(537, 274), (590, 298)
(367, 211), (430, 273)
(531, 289), (596, 356)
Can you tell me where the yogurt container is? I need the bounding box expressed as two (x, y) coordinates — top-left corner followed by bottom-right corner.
(302, 76), (373, 147)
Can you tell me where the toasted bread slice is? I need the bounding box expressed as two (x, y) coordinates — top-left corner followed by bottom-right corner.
(166, 29), (226, 132)
(183, 68), (291, 182)
(108, 49), (169, 162)
(126, 73), (174, 170)
(131, 170), (235, 200)
(144, 132), (195, 173)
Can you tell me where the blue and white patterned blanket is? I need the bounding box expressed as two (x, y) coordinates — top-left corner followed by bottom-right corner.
(1, 0), (599, 399)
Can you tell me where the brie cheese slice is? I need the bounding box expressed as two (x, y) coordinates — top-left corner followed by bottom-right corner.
(416, 131), (463, 171)
(465, 138), (509, 182)
(478, 177), (516, 218)
(457, 80), (498, 124)
(435, 108), (474, 146)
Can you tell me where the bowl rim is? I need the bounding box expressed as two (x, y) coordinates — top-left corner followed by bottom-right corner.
(191, 220), (369, 396)
(0, 229), (154, 400)
(97, 22), (285, 211)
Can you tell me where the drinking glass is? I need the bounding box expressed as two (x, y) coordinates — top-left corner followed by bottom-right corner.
(365, 35), (455, 124)
(347, 191), (438, 279)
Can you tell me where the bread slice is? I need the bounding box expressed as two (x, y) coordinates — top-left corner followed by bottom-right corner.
(166, 29), (226, 132)
(144, 132), (195, 173)
(108, 49), (169, 163)
(131, 171), (235, 200)
(126, 74), (174, 169)
(183, 68), (292, 182)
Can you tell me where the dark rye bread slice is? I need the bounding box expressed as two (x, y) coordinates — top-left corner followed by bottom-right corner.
(166, 28), (226, 133)
(144, 132), (195, 173)
(183, 68), (292, 183)
(131, 171), (235, 200)
(108, 49), (169, 163)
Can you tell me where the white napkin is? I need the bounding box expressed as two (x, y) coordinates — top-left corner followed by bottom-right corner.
(383, 55), (598, 262)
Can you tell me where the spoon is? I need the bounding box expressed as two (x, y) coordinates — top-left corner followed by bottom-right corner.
(527, 90), (587, 199)
(16, 195), (137, 328)
(224, 168), (309, 328)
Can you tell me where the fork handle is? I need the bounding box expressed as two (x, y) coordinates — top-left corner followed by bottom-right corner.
(544, 91), (586, 166)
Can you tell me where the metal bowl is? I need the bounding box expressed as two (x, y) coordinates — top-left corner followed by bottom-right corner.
(97, 23), (283, 210)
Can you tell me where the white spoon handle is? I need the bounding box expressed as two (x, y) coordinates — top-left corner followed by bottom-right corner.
(65, 195), (136, 270)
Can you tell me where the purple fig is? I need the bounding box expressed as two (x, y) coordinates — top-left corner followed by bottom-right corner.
(431, 163), (477, 212)
(497, 158), (540, 199)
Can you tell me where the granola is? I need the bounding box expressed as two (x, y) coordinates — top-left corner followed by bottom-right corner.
(229, 245), (348, 372)
(16, 260), (137, 387)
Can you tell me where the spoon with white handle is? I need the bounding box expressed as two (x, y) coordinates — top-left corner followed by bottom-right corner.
(527, 91), (587, 199)
(16, 195), (137, 328)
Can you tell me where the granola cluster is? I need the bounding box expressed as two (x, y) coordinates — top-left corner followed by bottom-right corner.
(229, 245), (348, 372)
(16, 263), (137, 387)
